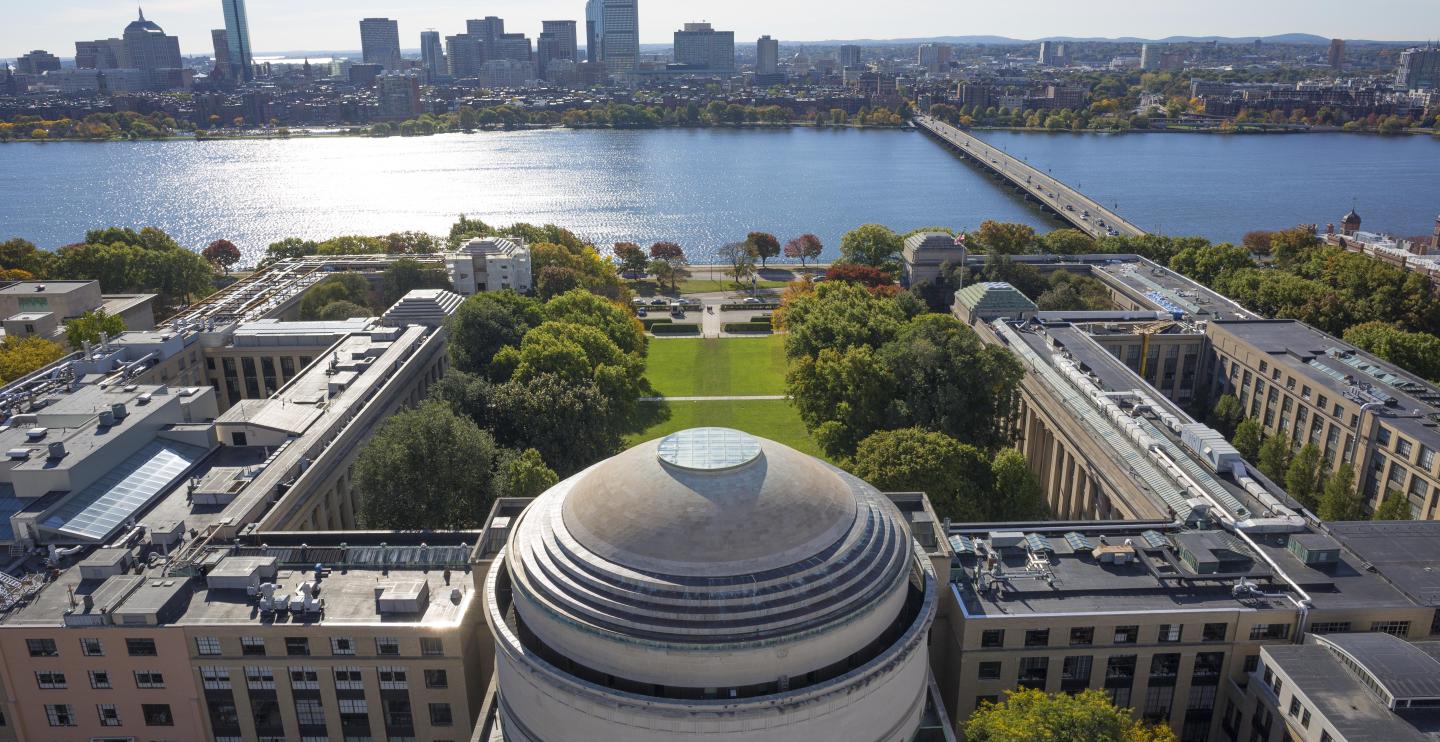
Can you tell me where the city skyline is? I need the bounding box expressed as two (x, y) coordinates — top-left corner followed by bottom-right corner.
(5, 0), (1439, 59)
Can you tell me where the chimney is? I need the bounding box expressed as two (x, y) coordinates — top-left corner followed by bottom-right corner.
(47, 441), (66, 459)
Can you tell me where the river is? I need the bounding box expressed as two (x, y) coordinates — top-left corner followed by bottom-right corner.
(0, 127), (1434, 265)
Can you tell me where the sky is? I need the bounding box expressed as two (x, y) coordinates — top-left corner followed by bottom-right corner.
(5, 0), (1437, 58)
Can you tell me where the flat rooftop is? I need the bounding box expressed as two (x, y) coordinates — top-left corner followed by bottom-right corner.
(1326, 521), (1440, 608)
(1265, 639), (1440, 742)
(0, 281), (93, 296)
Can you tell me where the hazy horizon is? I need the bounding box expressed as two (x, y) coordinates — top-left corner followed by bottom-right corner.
(4, 0), (1437, 60)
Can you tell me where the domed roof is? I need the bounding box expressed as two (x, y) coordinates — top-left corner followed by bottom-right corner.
(561, 428), (857, 577)
(1343, 207), (1361, 224)
(125, 9), (164, 36)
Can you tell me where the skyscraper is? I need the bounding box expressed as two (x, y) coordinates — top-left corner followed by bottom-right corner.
(122, 9), (182, 71)
(839, 44), (861, 68)
(360, 17), (402, 70)
(756, 35), (778, 75)
(210, 30), (232, 79)
(420, 31), (446, 80)
(585, 0), (602, 63)
(221, 0), (254, 81)
(1327, 38), (1345, 70)
(539, 21), (578, 80)
(467, 17), (505, 47)
(600, 0), (639, 74)
(674, 22), (734, 72)
(1395, 46), (1439, 91)
(446, 34), (485, 78)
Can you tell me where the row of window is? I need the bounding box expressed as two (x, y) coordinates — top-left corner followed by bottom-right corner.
(37, 670), (165, 690)
(195, 635), (445, 658)
(980, 622), (1234, 649)
(201, 665), (449, 691)
(47, 703), (173, 727)
(27, 636), (157, 657)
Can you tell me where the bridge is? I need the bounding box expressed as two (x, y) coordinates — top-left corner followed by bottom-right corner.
(913, 115), (1148, 239)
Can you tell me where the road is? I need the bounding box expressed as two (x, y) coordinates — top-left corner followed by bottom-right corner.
(912, 115), (1147, 239)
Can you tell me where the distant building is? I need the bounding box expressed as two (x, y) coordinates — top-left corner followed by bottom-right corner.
(209, 30), (232, 81)
(1328, 38), (1346, 71)
(917, 43), (952, 74)
(490, 33), (533, 64)
(445, 35), (485, 78)
(376, 73), (421, 120)
(220, 0), (254, 81)
(359, 17), (402, 70)
(901, 232), (967, 288)
(585, 0), (602, 63)
(756, 35), (779, 75)
(122, 9), (182, 71)
(839, 43), (862, 68)
(539, 20), (579, 64)
(1039, 40), (1068, 66)
(600, 0), (639, 74)
(467, 16), (505, 47)
(15, 50), (60, 75)
(347, 63), (383, 86)
(74, 38), (124, 70)
(1396, 47), (1440, 91)
(447, 237), (533, 294)
(420, 30), (446, 80)
(673, 22), (733, 72)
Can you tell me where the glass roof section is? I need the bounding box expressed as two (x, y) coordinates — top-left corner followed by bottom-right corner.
(42, 440), (206, 542)
(657, 428), (762, 471)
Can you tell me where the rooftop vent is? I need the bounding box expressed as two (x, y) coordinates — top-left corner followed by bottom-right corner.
(47, 441), (66, 459)
(25, 427), (46, 440)
(6, 448), (29, 460)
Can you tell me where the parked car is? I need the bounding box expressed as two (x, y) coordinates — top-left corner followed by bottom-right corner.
(743, 297), (761, 304)
(649, 298), (667, 306)
(636, 308), (647, 317)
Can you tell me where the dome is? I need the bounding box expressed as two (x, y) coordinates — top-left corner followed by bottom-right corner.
(124, 9), (165, 36)
(1343, 207), (1362, 224)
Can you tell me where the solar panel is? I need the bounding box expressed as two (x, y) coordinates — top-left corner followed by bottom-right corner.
(1063, 531), (1093, 551)
(1025, 533), (1054, 553)
(42, 440), (205, 542)
(1140, 530), (1172, 549)
(948, 535), (975, 555)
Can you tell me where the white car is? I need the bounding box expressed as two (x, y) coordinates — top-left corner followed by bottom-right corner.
(743, 297), (761, 304)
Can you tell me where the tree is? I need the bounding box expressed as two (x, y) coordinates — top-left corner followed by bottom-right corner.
(825, 263), (895, 289)
(1209, 394), (1244, 437)
(536, 265), (582, 299)
(649, 241), (685, 263)
(1284, 443), (1325, 510)
(788, 345), (897, 457)
(484, 373), (627, 475)
(544, 289), (647, 356)
(202, 239), (242, 273)
(990, 449), (1047, 521)
(1041, 228), (1097, 255)
(0, 237), (52, 275)
(850, 429), (994, 521)
(1318, 464), (1363, 521)
(746, 231), (780, 267)
(647, 242), (688, 291)
(0, 336), (67, 386)
(965, 688), (1176, 742)
(64, 309), (127, 351)
(613, 242), (649, 276)
(314, 300), (372, 320)
(447, 214), (493, 249)
(1343, 322), (1440, 383)
(720, 241), (759, 288)
(1232, 418), (1263, 461)
(784, 234), (824, 268)
(354, 401), (500, 529)
(974, 221), (1038, 255)
(1373, 490), (1413, 520)
(781, 281), (907, 361)
(838, 224), (902, 270)
(447, 290), (544, 376)
(262, 237), (318, 264)
(1168, 243), (1256, 285)
(299, 273), (371, 319)
(1257, 435), (1293, 481)
(497, 448), (560, 499)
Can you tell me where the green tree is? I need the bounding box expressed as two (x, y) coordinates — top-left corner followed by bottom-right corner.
(990, 449), (1048, 521)
(788, 345), (896, 458)
(447, 214), (494, 249)
(1209, 394), (1244, 437)
(1168, 243), (1255, 285)
(1343, 322), (1440, 383)
(497, 448), (560, 499)
(354, 401), (500, 529)
(299, 273), (371, 319)
(613, 242), (649, 275)
(838, 224), (903, 270)
(850, 429), (994, 520)
(720, 240), (759, 288)
(1232, 418), (1263, 461)
(381, 257), (449, 305)
(0, 237), (52, 275)
(63, 309), (127, 351)
(1284, 443), (1325, 510)
(262, 237), (318, 265)
(746, 231), (781, 267)
(965, 688), (1176, 742)
(314, 300), (372, 321)
(1373, 490), (1413, 520)
(1317, 464), (1363, 521)
(1257, 435), (1293, 481)
(781, 281), (907, 361)
(544, 289), (647, 357)
(1040, 228), (1097, 255)
(447, 291), (544, 376)
(536, 265), (582, 299)
(973, 221), (1038, 255)
(0, 335), (67, 385)
(484, 373), (626, 476)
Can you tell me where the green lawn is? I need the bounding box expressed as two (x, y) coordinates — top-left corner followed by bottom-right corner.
(626, 400), (825, 460)
(644, 335), (788, 397)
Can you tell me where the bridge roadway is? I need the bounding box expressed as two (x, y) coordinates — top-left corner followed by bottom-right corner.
(913, 115), (1147, 239)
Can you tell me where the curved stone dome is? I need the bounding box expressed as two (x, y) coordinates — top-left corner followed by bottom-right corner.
(561, 428), (858, 577)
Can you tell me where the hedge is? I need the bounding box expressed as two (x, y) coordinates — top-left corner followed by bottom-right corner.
(650, 323), (701, 335)
(640, 317), (673, 329)
(723, 322), (774, 334)
(720, 302), (782, 311)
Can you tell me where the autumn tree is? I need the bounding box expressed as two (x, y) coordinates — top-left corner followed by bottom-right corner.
(202, 239), (242, 273)
(784, 234), (824, 268)
(648, 241), (688, 291)
(973, 220), (1038, 255)
(966, 689), (1176, 742)
(613, 242), (648, 275)
(0, 336), (67, 386)
(746, 231), (781, 267)
(825, 263), (895, 290)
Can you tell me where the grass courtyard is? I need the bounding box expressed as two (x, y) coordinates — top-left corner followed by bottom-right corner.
(630, 335), (825, 459)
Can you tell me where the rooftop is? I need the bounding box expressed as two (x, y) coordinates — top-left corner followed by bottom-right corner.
(954, 282), (1037, 314)
(1263, 636), (1440, 742)
(1326, 521), (1440, 607)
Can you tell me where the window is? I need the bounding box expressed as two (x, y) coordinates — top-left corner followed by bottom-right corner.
(80, 637), (104, 656)
(1370, 620), (1411, 637)
(290, 667), (320, 689)
(978, 662), (1002, 680)
(245, 666), (276, 690)
(1422, 447), (1436, 472)
(1302, 709), (1311, 728)
(1378, 427), (1392, 446)
(1289, 698), (1302, 717)
(1398, 438), (1414, 458)
(334, 667), (365, 690)
(376, 636), (401, 655)
(142, 703), (174, 726)
(1069, 626), (1094, 646)
(97, 704), (121, 726)
(36, 671), (66, 689)
(1024, 629), (1050, 647)
(425, 669), (449, 689)
(1243, 654), (1259, 673)
(1018, 657), (1048, 689)
(126, 637), (158, 656)
(421, 637), (444, 656)
(196, 636), (221, 656)
(27, 638), (58, 657)
(285, 637), (311, 656)
(241, 636), (266, 655)
(1202, 623), (1227, 641)
(296, 698), (326, 726)
(200, 666), (231, 689)
(1061, 656), (1093, 688)
(90, 670), (111, 689)
(1158, 624), (1182, 643)
(134, 670), (165, 688)
(1114, 625), (1139, 644)
(330, 636), (355, 655)
(981, 629), (1004, 648)
(378, 666), (408, 690)
(430, 703), (453, 726)
(1249, 623), (1290, 641)
(1309, 621), (1351, 635)
(45, 704), (75, 727)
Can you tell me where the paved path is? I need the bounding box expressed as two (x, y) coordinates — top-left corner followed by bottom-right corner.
(640, 395), (787, 402)
(913, 115), (1147, 239)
